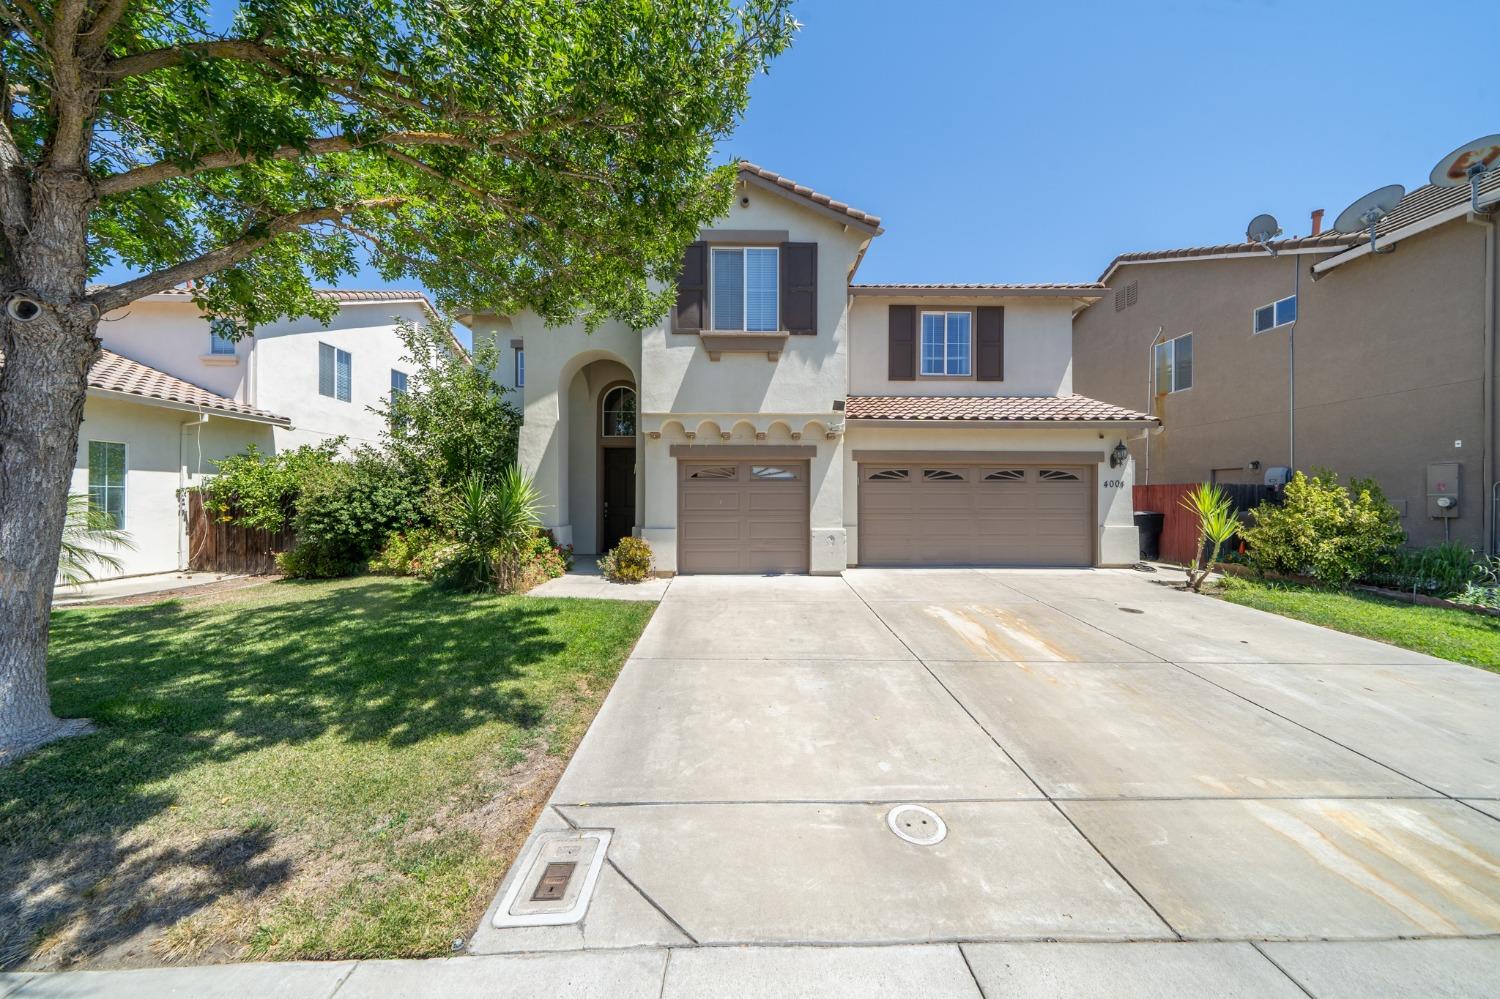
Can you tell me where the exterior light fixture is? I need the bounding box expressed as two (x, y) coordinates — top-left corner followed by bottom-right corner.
(1110, 441), (1129, 469)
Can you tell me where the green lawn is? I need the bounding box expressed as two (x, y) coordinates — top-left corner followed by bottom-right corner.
(0, 577), (654, 970)
(1218, 576), (1500, 671)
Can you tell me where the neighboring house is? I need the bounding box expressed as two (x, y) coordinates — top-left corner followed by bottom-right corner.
(67, 350), (289, 578)
(68, 288), (451, 579)
(1074, 170), (1500, 552)
(463, 162), (1154, 574)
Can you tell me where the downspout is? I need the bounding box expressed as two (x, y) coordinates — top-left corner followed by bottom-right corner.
(1145, 326), (1164, 485)
(1468, 210), (1497, 553)
(1288, 257), (1301, 473)
(178, 411), (209, 570)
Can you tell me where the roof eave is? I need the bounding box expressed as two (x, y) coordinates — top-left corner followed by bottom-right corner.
(736, 169), (883, 237)
(1312, 194), (1500, 275)
(849, 286), (1107, 300)
(844, 417), (1160, 428)
(87, 387), (293, 427)
(1098, 243), (1354, 284)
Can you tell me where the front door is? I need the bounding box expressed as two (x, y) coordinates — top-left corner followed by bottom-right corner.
(601, 447), (636, 553)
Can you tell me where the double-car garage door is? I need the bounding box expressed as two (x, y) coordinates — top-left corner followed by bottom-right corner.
(858, 461), (1093, 567)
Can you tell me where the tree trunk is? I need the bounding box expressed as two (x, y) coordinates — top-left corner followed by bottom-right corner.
(0, 305), (99, 761)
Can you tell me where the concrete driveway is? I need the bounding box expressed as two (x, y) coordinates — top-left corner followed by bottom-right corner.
(469, 568), (1500, 996)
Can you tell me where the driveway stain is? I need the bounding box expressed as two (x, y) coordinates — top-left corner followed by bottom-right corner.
(924, 605), (1074, 661)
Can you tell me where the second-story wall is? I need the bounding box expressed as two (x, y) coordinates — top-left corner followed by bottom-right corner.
(848, 295), (1076, 397)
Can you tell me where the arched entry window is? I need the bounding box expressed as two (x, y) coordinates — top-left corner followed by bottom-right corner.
(601, 386), (637, 439)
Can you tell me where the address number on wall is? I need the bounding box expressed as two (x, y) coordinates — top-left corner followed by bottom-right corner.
(1103, 479), (1125, 489)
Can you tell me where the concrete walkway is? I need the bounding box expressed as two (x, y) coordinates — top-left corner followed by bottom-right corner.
(13, 568), (1500, 996)
(52, 570), (249, 606)
(523, 556), (671, 601)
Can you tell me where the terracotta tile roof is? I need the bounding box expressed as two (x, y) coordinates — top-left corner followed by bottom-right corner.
(846, 394), (1155, 423)
(89, 349), (291, 424)
(851, 283), (1108, 297)
(145, 286), (436, 307)
(738, 162), (882, 232)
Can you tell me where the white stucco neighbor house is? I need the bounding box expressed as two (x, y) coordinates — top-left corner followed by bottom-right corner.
(69, 288), (449, 579)
(462, 162), (1156, 575)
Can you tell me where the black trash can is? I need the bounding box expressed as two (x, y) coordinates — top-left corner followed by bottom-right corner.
(1134, 511), (1165, 561)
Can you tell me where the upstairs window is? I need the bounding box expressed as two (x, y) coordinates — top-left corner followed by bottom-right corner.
(920, 311), (972, 376)
(208, 319), (237, 356)
(390, 369), (409, 398)
(319, 342), (352, 402)
(1254, 295), (1297, 334)
(711, 246), (779, 331)
(515, 348), (525, 388)
(1154, 333), (1193, 393)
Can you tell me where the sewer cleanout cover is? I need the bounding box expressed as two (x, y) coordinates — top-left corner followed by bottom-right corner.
(491, 828), (611, 928)
(886, 804), (947, 846)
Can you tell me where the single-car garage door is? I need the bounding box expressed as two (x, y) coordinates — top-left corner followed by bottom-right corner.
(678, 460), (810, 573)
(858, 461), (1093, 566)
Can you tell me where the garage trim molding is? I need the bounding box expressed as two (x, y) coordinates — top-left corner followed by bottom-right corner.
(669, 444), (817, 459)
(853, 449), (1107, 464)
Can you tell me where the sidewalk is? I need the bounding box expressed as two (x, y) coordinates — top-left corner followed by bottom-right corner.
(52, 571), (252, 606)
(4, 939), (1498, 997)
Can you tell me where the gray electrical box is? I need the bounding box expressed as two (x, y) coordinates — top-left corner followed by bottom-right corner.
(1427, 462), (1460, 519)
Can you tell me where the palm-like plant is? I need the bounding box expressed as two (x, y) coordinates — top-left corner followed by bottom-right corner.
(1181, 483), (1238, 593)
(444, 466), (542, 591)
(57, 493), (134, 586)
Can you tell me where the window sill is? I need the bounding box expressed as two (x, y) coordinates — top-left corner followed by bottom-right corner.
(200, 354), (239, 366)
(698, 330), (789, 361)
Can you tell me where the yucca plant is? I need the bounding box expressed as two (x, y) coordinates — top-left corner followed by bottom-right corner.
(1181, 483), (1238, 593)
(441, 466), (542, 591)
(57, 493), (134, 586)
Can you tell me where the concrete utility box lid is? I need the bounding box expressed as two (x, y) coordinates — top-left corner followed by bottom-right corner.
(492, 829), (611, 927)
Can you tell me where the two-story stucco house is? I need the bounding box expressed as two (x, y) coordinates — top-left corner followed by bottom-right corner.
(68, 288), (450, 578)
(464, 163), (1154, 574)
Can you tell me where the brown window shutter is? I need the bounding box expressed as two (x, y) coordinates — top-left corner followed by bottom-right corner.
(673, 241), (707, 332)
(779, 242), (818, 334)
(976, 306), (1005, 381)
(888, 304), (916, 381)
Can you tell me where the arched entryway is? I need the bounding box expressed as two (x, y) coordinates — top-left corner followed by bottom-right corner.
(598, 383), (637, 553)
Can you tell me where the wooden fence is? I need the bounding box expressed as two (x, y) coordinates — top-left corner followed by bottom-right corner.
(185, 491), (294, 574)
(1132, 483), (1281, 566)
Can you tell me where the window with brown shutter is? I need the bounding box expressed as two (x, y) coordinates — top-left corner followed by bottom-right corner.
(976, 305), (1005, 381)
(779, 242), (817, 334)
(673, 241), (707, 332)
(888, 304), (916, 381)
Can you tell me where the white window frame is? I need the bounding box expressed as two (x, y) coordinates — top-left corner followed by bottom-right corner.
(515, 348), (525, 388)
(709, 245), (780, 332)
(1154, 332), (1193, 394)
(390, 369), (409, 398)
(600, 385), (637, 439)
(319, 342), (353, 402)
(208, 319), (237, 356)
(1253, 294), (1297, 334)
(918, 310), (973, 378)
(87, 440), (127, 529)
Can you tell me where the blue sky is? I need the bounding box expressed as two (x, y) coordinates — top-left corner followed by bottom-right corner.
(100, 0), (1494, 301)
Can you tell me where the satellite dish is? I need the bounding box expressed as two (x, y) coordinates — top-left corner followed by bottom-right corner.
(1246, 213), (1282, 246)
(1334, 184), (1405, 254)
(1429, 133), (1500, 213)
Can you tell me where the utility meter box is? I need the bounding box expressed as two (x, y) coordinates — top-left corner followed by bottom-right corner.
(1427, 462), (1460, 519)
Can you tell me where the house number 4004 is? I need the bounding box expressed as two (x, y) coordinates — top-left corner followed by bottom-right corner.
(1103, 479), (1125, 489)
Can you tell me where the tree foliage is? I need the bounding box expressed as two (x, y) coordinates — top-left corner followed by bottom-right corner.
(1243, 470), (1405, 586)
(379, 321), (522, 489)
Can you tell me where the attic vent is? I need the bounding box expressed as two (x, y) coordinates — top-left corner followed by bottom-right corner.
(1114, 288), (1125, 311)
(1126, 281), (1138, 307)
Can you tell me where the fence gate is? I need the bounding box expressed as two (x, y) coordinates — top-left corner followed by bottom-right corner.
(185, 491), (294, 574)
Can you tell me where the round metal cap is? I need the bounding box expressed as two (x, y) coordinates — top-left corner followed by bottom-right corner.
(886, 804), (947, 846)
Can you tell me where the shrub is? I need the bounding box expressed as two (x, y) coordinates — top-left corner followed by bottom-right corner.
(516, 530), (569, 589)
(200, 439), (344, 531)
(1241, 469), (1404, 586)
(369, 527), (444, 576)
(1369, 542), (1479, 597)
(275, 540), (362, 579)
(292, 447), (427, 565)
(600, 537), (654, 583)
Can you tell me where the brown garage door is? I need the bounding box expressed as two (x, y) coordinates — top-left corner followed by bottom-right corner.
(678, 460), (810, 574)
(858, 462), (1093, 567)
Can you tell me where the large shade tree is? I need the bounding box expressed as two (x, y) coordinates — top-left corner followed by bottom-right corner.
(0, 0), (795, 758)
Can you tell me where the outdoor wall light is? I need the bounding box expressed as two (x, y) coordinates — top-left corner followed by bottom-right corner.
(1110, 441), (1129, 468)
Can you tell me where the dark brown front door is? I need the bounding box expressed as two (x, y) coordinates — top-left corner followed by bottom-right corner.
(601, 447), (636, 553)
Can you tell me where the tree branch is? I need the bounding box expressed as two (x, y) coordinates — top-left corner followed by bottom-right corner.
(87, 196), (405, 312)
(96, 130), (489, 196)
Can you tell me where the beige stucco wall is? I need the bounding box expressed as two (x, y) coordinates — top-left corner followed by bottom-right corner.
(1074, 218), (1496, 549)
(841, 423), (1138, 567)
(70, 396), (274, 578)
(848, 296), (1076, 396)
